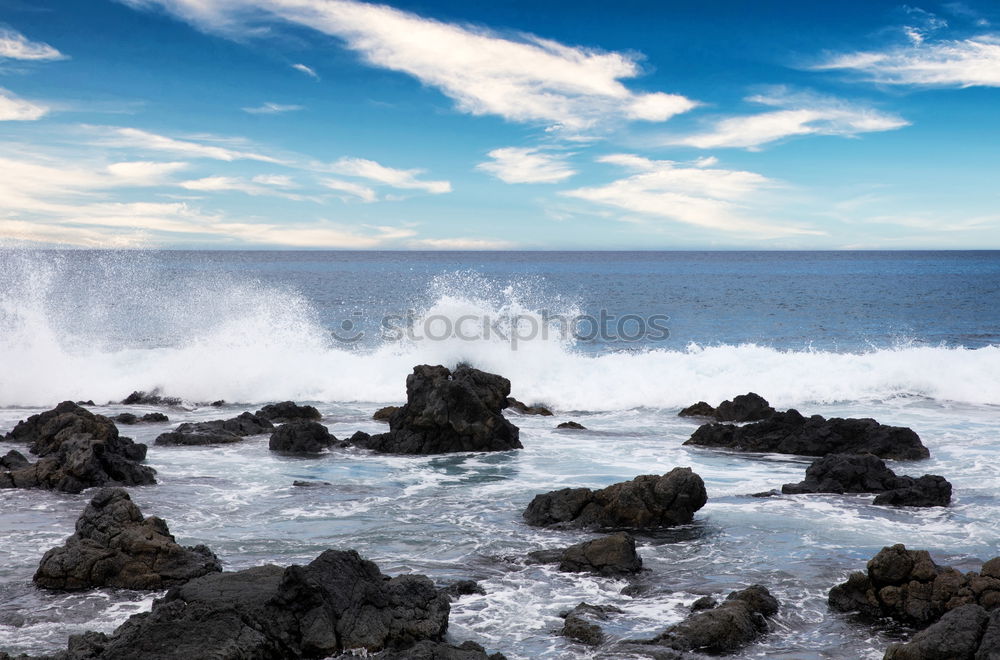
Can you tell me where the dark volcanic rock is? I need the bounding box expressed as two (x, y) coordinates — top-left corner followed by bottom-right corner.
(646, 585), (780, 654)
(0, 402), (155, 493)
(268, 421), (336, 454)
(528, 533), (642, 576)
(678, 401), (715, 418)
(54, 549), (451, 659)
(34, 488), (220, 591)
(0, 450), (29, 470)
(523, 467), (706, 530)
(348, 365), (522, 455)
(441, 580), (486, 600)
(505, 397), (553, 416)
(556, 421), (586, 430)
(292, 480), (332, 487)
(255, 401), (322, 423)
(781, 454), (951, 507)
(373, 405), (399, 422)
(375, 640), (508, 660)
(685, 409), (929, 460)
(690, 596), (718, 611)
(883, 604), (994, 660)
(714, 393), (775, 422)
(829, 544), (1000, 626)
(560, 603), (623, 646)
(154, 412), (274, 446)
(120, 390), (181, 406)
(113, 412), (169, 425)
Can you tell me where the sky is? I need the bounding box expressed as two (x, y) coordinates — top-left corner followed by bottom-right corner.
(0, 0), (998, 249)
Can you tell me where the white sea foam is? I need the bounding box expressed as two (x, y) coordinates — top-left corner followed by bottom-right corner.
(1, 250), (999, 409)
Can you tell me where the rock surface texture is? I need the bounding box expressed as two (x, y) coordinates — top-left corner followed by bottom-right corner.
(268, 421), (336, 454)
(154, 412), (273, 446)
(781, 454), (951, 507)
(527, 533), (642, 576)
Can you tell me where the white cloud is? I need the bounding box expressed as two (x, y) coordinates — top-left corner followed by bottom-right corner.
(0, 88), (48, 121)
(179, 174), (313, 200)
(321, 177), (377, 202)
(0, 28), (65, 61)
(121, 0), (698, 132)
(563, 154), (822, 237)
(410, 237), (516, 249)
(242, 102), (304, 114)
(815, 34), (1000, 87)
(291, 62), (319, 79)
(670, 89), (909, 149)
(327, 156), (452, 194)
(92, 126), (284, 163)
(477, 147), (576, 184)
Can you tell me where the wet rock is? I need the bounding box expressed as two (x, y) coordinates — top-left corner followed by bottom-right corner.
(373, 405), (399, 422)
(34, 488), (220, 591)
(560, 603), (623, 646)
(154, 412), (273, 446)
(556, 421), (586, 430)
(523, 467), (706, 530)
(120, 390), (181, 406)
(292, 480), (332, 487)
(714, 393), (776, 422)
(685, 409), (929, 460)
(528, 533), (642, 576)
(829, 544), (1000, 626)
(374, 640), (508, 660)
(646, 585), (780, 654)
(0, 450), (29, 470)
(781, 454), (951, 507)
(0, 402), (155, 493)
(112, 412), (169, 425)
(441, 580), (486, 600)
(255, 401), (322, 423)
(348, 365), (522, 455)
(884, 604), (994, 660)
(678, 401), (715, 418)
(506, 397), (553, 416)
(691, 596), (718, 611)
(268, 421), (335, 454)
(52, 549), (451, 659)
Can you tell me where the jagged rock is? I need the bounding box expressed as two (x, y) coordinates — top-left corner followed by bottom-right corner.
(113, 412), (169, 425)
(0, 450), (29, 470)
(715, 393), (775, 422)
(255, 401), (322, 423)
(268, 421), (335, 454)
(51, 549), (451, 659)
(348, 365), (522, 455)
(374, 640), (508, 660)
(691, 596), (718, 611)
(646, 585), (779, 654)
(0, 402), (155, 493)
(678, 401), (715, 418)
(829, 544), (1000, 626)
(505, 397), (553, 416)
(523, 468), (706, 530)
(528, 533), (642, 576)
(441, 580), (486, 600)
(560, 603), (623, 646)
(781, 454), (951, 507)
(556, 421), (586, 430)
(34, 488), (220, 591)
(373, 406), (399, 422)
(685, 409), (929, 460)
(154, 412), (273, 446)
(884, 604), (996, 659)
(120, 390), (181, 406)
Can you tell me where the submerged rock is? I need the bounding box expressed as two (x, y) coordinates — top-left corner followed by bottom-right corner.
(53, 549), (452, 659)
(154, 412), (274, 446)
(268, 421), (336, 454)
(0, 402), (155, 493)
(255, 401), (322, 423)
(348, 365), (522, 455)
(781, 454), (951, 507)
(560, 603), (624, 646)
(374, 640), (507, 659)
(112, 412), (169, 425)
(523, 467), (706, 530)
(441, 580), (486, 600)
(528, 533), (642, 576)
(883, 604), (997, 660)
(685, 409), (929, 460)
(556, 421), (586, 430)
(829, 544), (1000, 626)
(120, 390), (181, 406)
(34, 488), (220, 591)
(505, 397), (553, 416)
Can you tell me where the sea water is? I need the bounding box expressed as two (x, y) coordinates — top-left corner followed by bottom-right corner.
(0, 249), (998, 658)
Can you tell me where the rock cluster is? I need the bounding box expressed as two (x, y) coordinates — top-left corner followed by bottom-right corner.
(678, 392), (775, 422)
(112, 412), (169, 425)
(781, 454), (952, 507)
(154, 412), (273, 446)
(120, 390), (181, 406)
(505, 397), (553, 416)
(34, 488), (221, 591)
(884, 604), (1000, 659)
(268, 421), (336, 454)
(255, 401), (322, 423)
(523, 468), (706, 530)
(527, 533), (642, 576)
(348, 365), (522, 454)
(0, 402), (155, 493)
(829, 544), (1000, 626)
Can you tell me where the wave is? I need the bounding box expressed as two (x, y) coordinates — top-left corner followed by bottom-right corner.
(1, 250), (998, 409)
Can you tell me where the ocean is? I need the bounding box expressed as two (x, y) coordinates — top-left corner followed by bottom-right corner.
(1, 249), (999, 658)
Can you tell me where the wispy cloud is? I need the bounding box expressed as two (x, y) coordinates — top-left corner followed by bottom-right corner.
(563, 154), (822, 237)
(477, 147), (576, 184)
(327, 156), (452, 194)
(291, 62), (319, 79)
(91, 126), (284, 163)
(410, 237), (516, 249)
(0, 88), (48, 121)
(669, 89), (908, 149)
(321, 177), (377, 203)
(121, 0), (698, 132)
(179, 175), (311, 200)
(0, 27), (65, 61)
(242, 102), (304, 114)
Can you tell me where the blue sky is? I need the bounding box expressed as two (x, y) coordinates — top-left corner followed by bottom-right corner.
(0, 0), (998, 249)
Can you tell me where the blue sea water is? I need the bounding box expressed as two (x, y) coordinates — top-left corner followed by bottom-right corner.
(0, 249), (999, 659)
